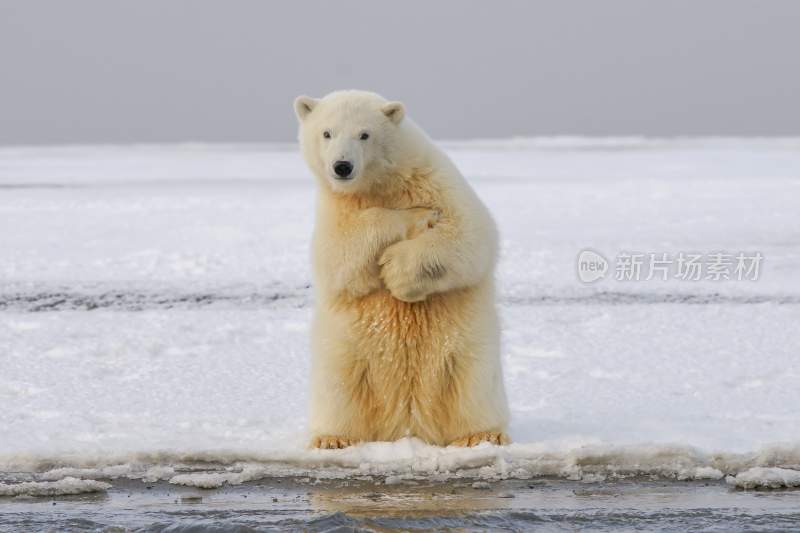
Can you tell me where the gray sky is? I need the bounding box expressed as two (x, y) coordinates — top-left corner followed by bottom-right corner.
(1, 0), (799, 145)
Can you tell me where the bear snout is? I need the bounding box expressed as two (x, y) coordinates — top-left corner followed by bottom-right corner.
(333, 160), (354, 179)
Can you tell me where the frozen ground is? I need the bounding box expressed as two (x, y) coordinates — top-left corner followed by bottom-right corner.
(1, 139), (800, 500)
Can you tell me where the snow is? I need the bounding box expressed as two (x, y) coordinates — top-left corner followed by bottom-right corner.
(727, 467), (800, 490)
(0, 477), (110, 497)
(1, 139), (799, 487)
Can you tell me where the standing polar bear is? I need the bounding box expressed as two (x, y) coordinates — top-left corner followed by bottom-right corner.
(294, 90), (509, 449)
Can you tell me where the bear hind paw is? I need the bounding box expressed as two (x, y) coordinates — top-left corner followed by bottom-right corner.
(450, 431), (509, 447)
(311, 435), (357, 449)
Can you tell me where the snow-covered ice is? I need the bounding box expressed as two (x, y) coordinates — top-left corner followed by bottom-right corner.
(727, 467), (800, 490)
(1, 139), (799, 488)
(0, 477), (110, 497)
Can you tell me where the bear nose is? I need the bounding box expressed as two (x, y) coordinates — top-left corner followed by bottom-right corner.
(333, 160), (353, 179)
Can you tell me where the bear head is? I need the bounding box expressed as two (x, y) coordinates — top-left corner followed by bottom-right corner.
(294, 90), (405, 194)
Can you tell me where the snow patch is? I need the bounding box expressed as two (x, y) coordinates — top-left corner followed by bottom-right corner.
(6, 439), (798, 488)
(727, 467), (800, 490)
(0, 477), (111, 497)
(39, 464), (133, 481)
(687, 466), (725, 480)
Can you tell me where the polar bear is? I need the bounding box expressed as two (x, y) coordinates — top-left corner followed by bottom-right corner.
(294, 90), (509, 449)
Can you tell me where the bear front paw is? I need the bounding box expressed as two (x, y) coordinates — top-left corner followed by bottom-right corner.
(311, 435), (356, 449)
(405, 207), (441, 239)
(378, 240), (433, 302)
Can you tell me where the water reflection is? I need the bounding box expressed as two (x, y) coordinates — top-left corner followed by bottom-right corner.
(308, 481), (515, 517)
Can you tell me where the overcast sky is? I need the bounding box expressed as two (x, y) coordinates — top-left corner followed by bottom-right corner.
(1, 0), (799, 145)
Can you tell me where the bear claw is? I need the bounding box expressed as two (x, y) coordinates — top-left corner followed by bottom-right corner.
(449, 431), (509, 447)
(311, 436), (356, 449)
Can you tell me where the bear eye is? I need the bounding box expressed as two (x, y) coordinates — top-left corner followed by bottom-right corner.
(360, 132), (369, 140)
(323, 130), (331, 139)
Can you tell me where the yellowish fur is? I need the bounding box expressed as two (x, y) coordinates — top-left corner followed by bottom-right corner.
(296, 90), (510, 448)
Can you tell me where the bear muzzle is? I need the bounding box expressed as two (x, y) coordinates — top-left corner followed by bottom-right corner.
(333, 160), (354, 180)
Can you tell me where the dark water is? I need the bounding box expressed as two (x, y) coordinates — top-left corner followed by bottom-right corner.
(2, 478), (800, 532)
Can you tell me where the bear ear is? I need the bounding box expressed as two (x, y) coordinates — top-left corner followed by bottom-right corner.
(294, 95), (318, 122)
(381, 101), (405, 125)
